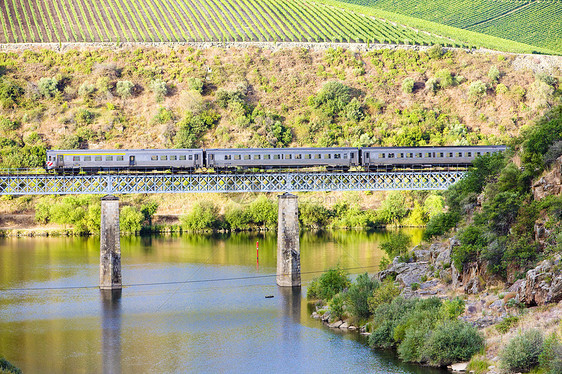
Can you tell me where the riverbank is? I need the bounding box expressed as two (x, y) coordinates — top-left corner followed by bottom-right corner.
(307, 238), (562, 373)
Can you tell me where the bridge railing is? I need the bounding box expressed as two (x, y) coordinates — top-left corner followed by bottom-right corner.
(0, 170), (465, 195)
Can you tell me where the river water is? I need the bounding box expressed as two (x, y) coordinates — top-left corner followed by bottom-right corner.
(0, 230), (446, 373)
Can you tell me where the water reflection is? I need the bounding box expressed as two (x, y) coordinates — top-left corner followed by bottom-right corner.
(101, 289), (122, 374)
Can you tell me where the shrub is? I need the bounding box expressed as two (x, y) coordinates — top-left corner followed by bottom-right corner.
(435, 69), (454, 88)
(224, 203), (250, 230)
(500, 329), (544, 372)
(496, 83), (509, 95)
(152, 107), (174, 124)
(423, 211), (460, 240)
(311, 81), (352, 117)
(307, 266), (350, 301)
(329, 293), (346, 321)
(115, 80), (134, 99)
(425, 78), (439, 93)
(180, 201), (219, 231)
(187, 77), (204, 93)
(380, 232), (411, 259)
(78, 82), (96, 99)
(344, 97), (364, 122)
(428, 44), (443, 59)
(0, 79), (24, 108)
(495, 316), (519, 334)
(75, 109), (95, 125)
(149, 79), (167, 102)
(38, 77), (58, 98)
(120, 206), (144, 233)
(368, 279), (400, 312)
(0, 356), (22, 374)
(539, 333), (562, 374)
(468, 80), (487, 98)
(345, 273), (379, 319)
(0, 116), (20, 131)
(488, 65), (501, 83)
(423, 320), (484, 366)
(247, 195), (277, 228)
(398, 319), (432, 362)
(402, 77), (415, 93)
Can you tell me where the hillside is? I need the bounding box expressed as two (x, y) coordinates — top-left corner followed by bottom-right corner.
(0, 0), (457, 46)
(331, 0), (562, 53)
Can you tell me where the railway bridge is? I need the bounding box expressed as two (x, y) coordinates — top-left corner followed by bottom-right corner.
(0, 169), (466, 291)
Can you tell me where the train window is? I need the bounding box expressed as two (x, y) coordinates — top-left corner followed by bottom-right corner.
(151, 155), (158, 161)
(378, 153), (385, 159)
(350, 153), (354, 159)
(399, 153), (404, 158)
(244, 155), (251, 160)
(343, 154), (347, 159)
(84, 156), (91, 162)
(117, 156), (124, 161)
(180, 155), (186, 160)
(106, 156), (113, 161)
(476, 152), (481, 157)
(95, 156), (102, 161)
(485, 152), (490, 155)
(467, 152), (472, 157)
(264, 155), (271, 160)
(73, 156), (80, 161)
(417, 153), (423, 158)
(448, 152), (453, 157)
(161, 155), (168, 161)
(224, 155), (231, 160)
(314, 154), (321, 159)
(326, 154), (331, 159)
(235, 155), (241, 160)
(439, 152), (444, 157)
(286, 154), (292, 159)
(195, 154), (199, 160)
(254, 155), (260, 160)
(170, 155), (177, 161)
(388, 153), (395, 158)
(305, 154), (311, 159)
(295, 154), (302, 159)
(334, 154), (341, 159)
(406, 153), (413, 158)
(365, 153), (369, 159)
(456, 152), (462, 157)
(188, 155), (193, 161)
(273, 154), (280, 160)
(425, 153), (431, 158)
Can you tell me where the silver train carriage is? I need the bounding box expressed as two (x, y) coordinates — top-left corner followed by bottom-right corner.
(361, 145), (506, 170)
(46, 149), (204, 172)
(206, 147), (360, 170)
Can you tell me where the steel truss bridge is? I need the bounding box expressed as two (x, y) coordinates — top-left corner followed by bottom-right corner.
(0, 170), (465, 195)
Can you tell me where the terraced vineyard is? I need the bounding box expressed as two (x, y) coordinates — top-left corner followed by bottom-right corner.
(0, 0), (458, 46)
(333, 0), (562, 53)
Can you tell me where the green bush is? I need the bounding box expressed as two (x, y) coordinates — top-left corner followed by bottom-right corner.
(423, 320), (484, 366)
(488, 65), (501, 83)
(367, 279), (400, 312)
(423, 211), (460, 240)
(120, 206), (144, 233)
(539, 333), (562, 374)
(428, 44), (443, 59)
(75, 109), (95, 125)
(345, 273), (379, 319)
(187, 77), (204, 93)
(149, 78), (168, 102)
(224, 203), (250, 230)
(180, 201), (219, 231)
(78, 81), (96, 99)
(152, 107), (174, 124)
(402, 77), (415, 93)
(38, 77), (58, 98)
(0, 116), (20, 131)
(306, 266), (350, 301)
(500, 329), (544, 373)
(435, 69), (454, 88)
(311, 81), (352, 117)
(247, 195), (277, 228)
(425, 77), (439, 93)
(329, 293), (346, 321)
(174, 110), (220, 148)
(468, 80), (487, 98)
(495, 316), (519, 334)
(380, 232), (411, 260)
(115, 80), (134, 99)
(0, 79), (24, 108)
(0, 357), (22, 374)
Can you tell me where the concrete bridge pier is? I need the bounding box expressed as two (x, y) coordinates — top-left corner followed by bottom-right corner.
(100, 195), (122, 290)
(276, 193), (301, 287)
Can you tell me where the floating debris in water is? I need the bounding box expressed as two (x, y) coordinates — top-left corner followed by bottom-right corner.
(265, 295), (274, 299)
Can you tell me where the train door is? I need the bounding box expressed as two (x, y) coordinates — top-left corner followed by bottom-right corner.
(57, 154), (64, 167)
(129, 155), (135, 166)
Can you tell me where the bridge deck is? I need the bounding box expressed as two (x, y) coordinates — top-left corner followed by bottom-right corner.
(0, 171), (465, 195)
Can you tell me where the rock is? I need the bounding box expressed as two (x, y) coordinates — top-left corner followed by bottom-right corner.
(312, 312), (320, 319)
(340, 322), (349, 329)
(532, 156), (562, 201)
(348, 325), (357, 331)
(490, 299), (504, 309)
(450, 362), (469, 372)
(329, 320), (343, 328)
(413, 249), (431, 262)
(517, 255), (562, 306)
(420, 280), (439, 289)
(395, 262), (430, 287)
(508, 279), (524, 293)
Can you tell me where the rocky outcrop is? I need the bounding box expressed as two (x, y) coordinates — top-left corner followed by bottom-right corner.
(516, 255), (562, 306)
(532, 156), (562, 201)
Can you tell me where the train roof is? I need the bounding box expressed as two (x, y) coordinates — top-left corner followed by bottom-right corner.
(46, 148), (203, 153)
(361, 145), (507, 150)
(205, 147), (359, 152)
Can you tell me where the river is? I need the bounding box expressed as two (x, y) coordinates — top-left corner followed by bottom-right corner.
(0, 230), (446, 373)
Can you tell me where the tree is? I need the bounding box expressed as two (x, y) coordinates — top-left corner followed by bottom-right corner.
(116, 80), (134, 100)
(38, 77), (58, 98)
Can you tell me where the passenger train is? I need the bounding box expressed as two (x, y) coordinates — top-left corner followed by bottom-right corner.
(45, 146), (506, 173)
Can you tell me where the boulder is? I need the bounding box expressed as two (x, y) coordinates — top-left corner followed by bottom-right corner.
(532, 156), (562, 201)
(413, 249), (431, 262)
(517, 256), (562, 306)
(450, 362), (469, 372)
(375, 261), (430, 287)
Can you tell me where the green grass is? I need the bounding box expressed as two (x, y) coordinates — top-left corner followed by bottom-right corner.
(330, 0), (561, 53)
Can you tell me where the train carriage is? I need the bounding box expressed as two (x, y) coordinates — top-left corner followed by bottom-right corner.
(206, 147), (360, 170)
(46, 149), (204, 172)
(361, 146), (506, 170)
